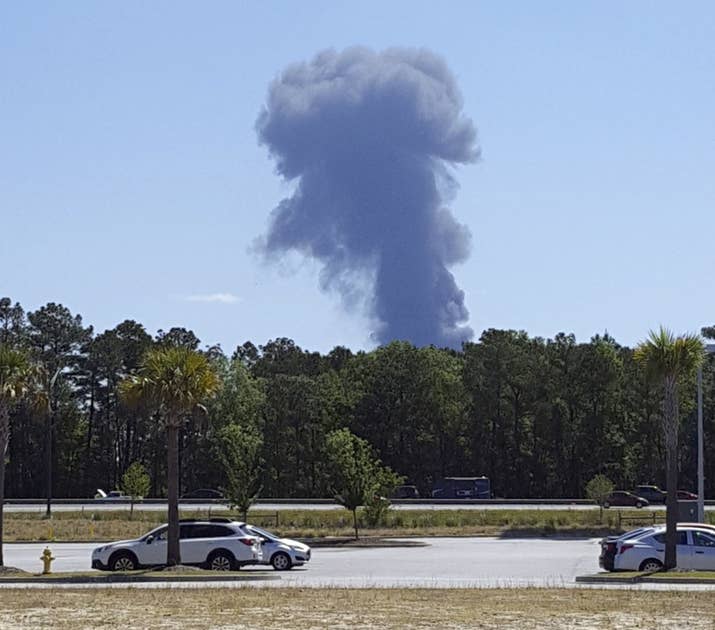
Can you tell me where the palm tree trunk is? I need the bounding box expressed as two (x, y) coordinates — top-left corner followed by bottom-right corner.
(0, 403), (8, 566)
(166, 421), (181, 566)
(663, 375), (679, 571)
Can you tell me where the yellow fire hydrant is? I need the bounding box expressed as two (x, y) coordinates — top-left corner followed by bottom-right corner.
(40, 547), (55, 574)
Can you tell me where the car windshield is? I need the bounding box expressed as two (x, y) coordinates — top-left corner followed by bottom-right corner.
(245, 525), (279, 541)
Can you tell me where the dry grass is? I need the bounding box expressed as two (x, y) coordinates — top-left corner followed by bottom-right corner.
(3, 507), (679, 542)
(0, 587), (714, 629)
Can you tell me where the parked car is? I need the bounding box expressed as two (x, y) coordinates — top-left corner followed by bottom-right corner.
(241, 524), (311, 570)
(181, 489), (224, 500)
(599, 527), (657, 571)
(94, 489), (135, 501)
(610, 525), (715, 572)
(633, 485), (666, 504)
(677, 490), (698, 500)
(390, 485), (420, 499)
(602, 491), (649, 509)
(91, 518), (262, 571)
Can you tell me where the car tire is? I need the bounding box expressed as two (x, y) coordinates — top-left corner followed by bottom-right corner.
(207, 550), (235, 571)
(635, 501), (644, 509)
(271, 551), (292, 571)
(603, 501), (610, 509)
(109, 551), (138, 572)
(639, 558), (663, 572)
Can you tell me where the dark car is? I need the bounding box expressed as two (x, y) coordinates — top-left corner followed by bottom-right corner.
(634, 485), (666, 504)
(603, 490), (649, 509)
(677, 490), (698, 500)
(391, 485), (420, 499)
(180, 489), (224, 500)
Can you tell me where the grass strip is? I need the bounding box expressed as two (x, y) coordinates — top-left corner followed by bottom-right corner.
(0, 587), (713, 629)
(2, 507), (687, 543)
(577, 570), (715, 584)
(0, 569), (278, 584)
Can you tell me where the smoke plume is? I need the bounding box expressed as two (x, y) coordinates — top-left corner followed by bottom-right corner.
(256, 47), (479, 348)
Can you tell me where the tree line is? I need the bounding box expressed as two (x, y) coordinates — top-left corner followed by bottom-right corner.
(2, 296), (714, 500)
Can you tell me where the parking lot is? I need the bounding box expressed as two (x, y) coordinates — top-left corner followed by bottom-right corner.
(5, 537), (600, 587)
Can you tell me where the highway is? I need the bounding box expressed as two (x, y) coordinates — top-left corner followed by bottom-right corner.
(5, 501), (704, 513)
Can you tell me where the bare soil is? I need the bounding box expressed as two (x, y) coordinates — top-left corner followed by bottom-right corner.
(0, 587), (713, 629)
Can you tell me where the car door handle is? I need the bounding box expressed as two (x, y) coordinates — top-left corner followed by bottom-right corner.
(696, 551), (705, 554)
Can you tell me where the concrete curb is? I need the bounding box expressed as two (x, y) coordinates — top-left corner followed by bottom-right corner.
(0, 573), (281, 585)
(576, 573), (715, 585)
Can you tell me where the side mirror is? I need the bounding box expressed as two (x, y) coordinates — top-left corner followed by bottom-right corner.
(146, 535), (154, 545)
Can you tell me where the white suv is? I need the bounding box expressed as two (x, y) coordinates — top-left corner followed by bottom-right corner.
(91, 518), (262, 571)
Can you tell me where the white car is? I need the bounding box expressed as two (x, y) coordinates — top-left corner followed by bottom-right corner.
(242, 524), (311, 570)
(91, 518), (262, 571)
(613, 525), (715, 572)
(94, 489), (137, 501)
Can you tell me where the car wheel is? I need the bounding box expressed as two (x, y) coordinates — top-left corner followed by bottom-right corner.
(271, 551), (292, 571)
(635, 501), (644, 509)
(109, 551), (138, 572)
(207, 550), (235, 571)
(603, 501), (610, 509)
(639, 558), (663, 573)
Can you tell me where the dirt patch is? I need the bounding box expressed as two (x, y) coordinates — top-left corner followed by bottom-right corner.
(0, 587), (713, 629)
(153, 564), (205, 572)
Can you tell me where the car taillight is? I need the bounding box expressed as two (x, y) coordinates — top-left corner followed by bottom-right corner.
(619, 544), (634, 554)
(607, 543), (616, 553)
(238, 537), (255, 547)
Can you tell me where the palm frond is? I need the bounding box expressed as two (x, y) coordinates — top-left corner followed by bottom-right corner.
(634, 326), (704, 381)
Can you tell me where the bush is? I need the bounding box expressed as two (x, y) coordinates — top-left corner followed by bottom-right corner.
(364, 495), (392, 528)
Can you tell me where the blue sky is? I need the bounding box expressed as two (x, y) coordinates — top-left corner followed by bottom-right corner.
(2, 2), (714, 353)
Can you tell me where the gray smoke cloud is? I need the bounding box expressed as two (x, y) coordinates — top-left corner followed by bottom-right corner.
(256, 47), (479, 348)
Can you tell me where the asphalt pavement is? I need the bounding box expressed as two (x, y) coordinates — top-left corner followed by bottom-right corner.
(5, 537), (600, 587)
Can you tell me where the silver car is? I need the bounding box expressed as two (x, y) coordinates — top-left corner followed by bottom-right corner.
(242, 524), (311, 570)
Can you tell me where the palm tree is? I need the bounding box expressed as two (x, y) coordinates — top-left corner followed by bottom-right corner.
(120, 346), (219, 567)
(634, 327), (704, 571)
(0, 345), (32, 567)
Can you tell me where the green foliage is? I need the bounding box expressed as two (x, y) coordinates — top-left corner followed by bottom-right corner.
(216, 423), (263, 518)
(325, 428), (402, 537)
(5, 293), (715, 508)
(0, 345), (32, 404)
(121, 461), (150, 520)
(585, 474), (614, 504)
(120, 346), (221, 424)
(121, 462), (150, 501)
(634, 327), (704, 382)
(585, 474), (614, 520)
